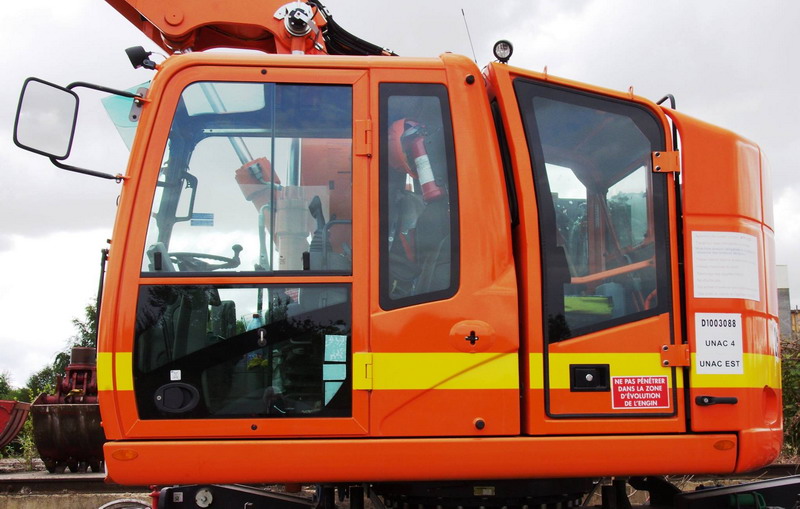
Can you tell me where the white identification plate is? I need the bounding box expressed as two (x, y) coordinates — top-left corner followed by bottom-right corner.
(695, 313), (743, 375)
(692, 231), (759, 301)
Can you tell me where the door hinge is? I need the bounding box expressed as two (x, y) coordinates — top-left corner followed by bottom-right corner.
(652, 151), (680, 173)
(660, 343), (690, 367)
(353, 352), (373, 390)
(354, 119), (372, 157)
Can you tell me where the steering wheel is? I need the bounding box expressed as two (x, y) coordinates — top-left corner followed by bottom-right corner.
(169, 244), (243, 271)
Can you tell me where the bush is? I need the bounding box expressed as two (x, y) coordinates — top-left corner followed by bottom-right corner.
(782, 335), (800, 456)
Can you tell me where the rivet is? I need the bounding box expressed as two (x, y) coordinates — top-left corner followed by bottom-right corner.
(662, 360), (670, 366)
(251, 424), (258, 431)
(465, 74), (475, 85)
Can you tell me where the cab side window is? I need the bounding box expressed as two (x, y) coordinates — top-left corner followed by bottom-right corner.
(515, 80), (671, 341)
(379, 83), (459, 310)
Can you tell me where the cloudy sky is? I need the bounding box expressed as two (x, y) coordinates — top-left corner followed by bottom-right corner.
(1, 0), (798, 387)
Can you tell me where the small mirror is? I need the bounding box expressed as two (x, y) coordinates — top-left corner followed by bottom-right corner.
(13, 77), (79, 160)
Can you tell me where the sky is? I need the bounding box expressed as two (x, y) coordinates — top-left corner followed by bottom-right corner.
(1, 0), (798, 387)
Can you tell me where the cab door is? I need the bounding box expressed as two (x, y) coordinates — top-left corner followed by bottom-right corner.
(105, 60), (371, 439)
(361, 61), (521, 437)
(490, 64), (685, 435)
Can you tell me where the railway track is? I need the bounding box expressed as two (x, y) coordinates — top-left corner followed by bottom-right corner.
(0, 465), (798, 504)
(0, 471), (149, 495)
(670, 463), (800, 483)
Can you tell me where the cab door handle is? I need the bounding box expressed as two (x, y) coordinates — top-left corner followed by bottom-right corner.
(695, 395), (738, 406)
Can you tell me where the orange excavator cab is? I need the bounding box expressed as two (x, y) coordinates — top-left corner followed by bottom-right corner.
(10, 0), (790, 507)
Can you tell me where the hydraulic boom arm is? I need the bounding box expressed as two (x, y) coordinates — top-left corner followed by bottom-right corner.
(105, 0), (394, 55)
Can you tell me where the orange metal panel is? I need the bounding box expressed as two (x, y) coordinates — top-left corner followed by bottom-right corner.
(526, 388), (687, 436)
(736, 428), (783, 473)
(667, 110), (779, 455)
(689, 387), (781, 434)
(105, 434), (737, 486)
(369, 389), (519, 436)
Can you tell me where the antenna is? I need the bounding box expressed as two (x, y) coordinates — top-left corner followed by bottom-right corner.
(461, 9), (477, 63)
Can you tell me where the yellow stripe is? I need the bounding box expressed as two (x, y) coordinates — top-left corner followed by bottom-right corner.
(97, 352), (113, 391)
(354, 352), (519, 391)
(115, 352), (134, 391)
(528, 352), (779, 390)
(544, 353), (674, 390)
(98, 352), (134, 391)
(691, 353), (781, 389)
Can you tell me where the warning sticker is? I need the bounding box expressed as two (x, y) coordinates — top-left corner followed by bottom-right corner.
(695, 313), (744, 374)
(611, 376), (669, 409)
(691, 231), (759, 301)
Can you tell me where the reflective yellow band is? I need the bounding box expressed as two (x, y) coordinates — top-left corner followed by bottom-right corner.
(97, 352), (134, 391)
(540, 353), (675, 390)
(691, 353), (781, 389)
(354, 352), (519, 391)
(97, 352), (113, 391)
(528, 352), (779, 390)
(116, 352), (134, 391)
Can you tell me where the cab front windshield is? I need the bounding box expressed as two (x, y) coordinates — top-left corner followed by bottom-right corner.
(142, 81), (353, 274)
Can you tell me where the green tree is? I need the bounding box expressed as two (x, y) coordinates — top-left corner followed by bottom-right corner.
(26, 366), (56, 399)
(0, 371), (12, 399)
(70, 302), (98, 348)
(782, 335), (800, 455)
(0, 371), (30, 402)
(36, 300), (100, 392)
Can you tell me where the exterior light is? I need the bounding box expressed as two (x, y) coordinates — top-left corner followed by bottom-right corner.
(493, 40), (513, 63)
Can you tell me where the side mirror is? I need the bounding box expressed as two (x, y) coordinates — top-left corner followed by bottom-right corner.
(13, 77), (79, 160)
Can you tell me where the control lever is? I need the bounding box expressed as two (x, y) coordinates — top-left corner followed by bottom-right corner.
(306, 196), (331, 270)
(215, 244), (243, 270)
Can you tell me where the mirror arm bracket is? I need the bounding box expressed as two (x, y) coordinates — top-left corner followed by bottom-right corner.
(50, 157), (127, 183)
(66, 81), (143, 100)
(53, 81), (141, 182)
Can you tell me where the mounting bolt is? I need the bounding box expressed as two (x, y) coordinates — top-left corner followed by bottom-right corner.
(474, 418), (486, 430)
(662, 360), (670, 367)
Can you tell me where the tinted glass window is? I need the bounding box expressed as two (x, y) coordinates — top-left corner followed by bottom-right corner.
(515, 80), (670, 341)
(134, 284), (351, 419)
(142, 82), (353, 274)
(379, 83), (459, 309)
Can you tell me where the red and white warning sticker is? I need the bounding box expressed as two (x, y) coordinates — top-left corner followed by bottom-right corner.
(611, 376), (669, 409)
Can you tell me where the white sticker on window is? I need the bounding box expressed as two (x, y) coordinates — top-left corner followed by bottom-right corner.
(324, 335), (347, 362)
(692, 231), (759, 301)
(170, 370), (182, 381)
(695, 313), (743, 374)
